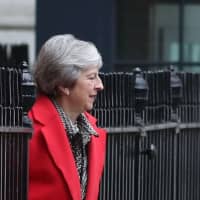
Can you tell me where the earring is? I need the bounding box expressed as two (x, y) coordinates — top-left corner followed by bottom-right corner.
(65, 88), (70, 95)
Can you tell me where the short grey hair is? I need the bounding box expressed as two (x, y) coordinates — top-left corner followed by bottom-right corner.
(31, 34), (103, 96)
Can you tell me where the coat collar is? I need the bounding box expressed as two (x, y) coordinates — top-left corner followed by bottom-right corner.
(29, 95), (57, 125)
(30, 95), (98, 125)
(29, 95), (106, 200)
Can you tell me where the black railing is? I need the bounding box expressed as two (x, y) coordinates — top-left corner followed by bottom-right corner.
(1, 50), (200, 200)
(0, 44), (32, 200)
(93, 68), (200, 200)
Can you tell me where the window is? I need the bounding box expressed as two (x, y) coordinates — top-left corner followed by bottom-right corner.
(115, 0), (200, 72)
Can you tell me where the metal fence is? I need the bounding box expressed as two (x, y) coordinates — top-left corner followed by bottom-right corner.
(1, 56), (199, 200)
(0, 127), (32, 200)
(0, 45), (32, 200)
(93, 68), (200, 200)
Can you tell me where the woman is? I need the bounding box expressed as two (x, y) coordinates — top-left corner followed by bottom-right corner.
(28, 34), (107, 200)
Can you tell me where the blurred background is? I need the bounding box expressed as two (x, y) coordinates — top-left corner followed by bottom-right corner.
(1, 0), (200, 72)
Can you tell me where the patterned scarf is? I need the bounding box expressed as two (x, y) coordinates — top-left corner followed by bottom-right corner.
(51, 98), (98, 200)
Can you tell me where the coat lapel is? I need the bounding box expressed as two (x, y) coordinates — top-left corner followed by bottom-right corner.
(41, 122), (81, 200)
(86, 128), (106, 200)
(30, 95), (81, 200)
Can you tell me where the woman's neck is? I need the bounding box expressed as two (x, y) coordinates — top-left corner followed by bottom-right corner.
(54, 96), (79, 123)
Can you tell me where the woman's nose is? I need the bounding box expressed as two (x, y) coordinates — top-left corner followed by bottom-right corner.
(96, 76), (104, 91)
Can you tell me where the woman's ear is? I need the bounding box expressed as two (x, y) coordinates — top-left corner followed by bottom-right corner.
(58, 86), (70, 95)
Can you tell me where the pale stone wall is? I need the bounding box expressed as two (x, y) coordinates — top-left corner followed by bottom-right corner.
(0, 0), (35, 65)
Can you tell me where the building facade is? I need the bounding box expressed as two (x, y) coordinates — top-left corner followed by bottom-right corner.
(2, 0), (199, 72)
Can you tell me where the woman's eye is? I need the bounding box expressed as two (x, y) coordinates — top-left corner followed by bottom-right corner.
(88, 76), (96, 80)
(89, 77), (95, 80)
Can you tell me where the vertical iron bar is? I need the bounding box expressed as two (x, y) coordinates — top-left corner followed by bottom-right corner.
(134, 134), (141, 200)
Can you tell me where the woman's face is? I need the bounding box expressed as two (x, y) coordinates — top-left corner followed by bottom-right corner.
(67, 66), (104, 113)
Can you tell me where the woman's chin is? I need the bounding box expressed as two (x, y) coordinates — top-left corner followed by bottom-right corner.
(85, 104), (94, 112)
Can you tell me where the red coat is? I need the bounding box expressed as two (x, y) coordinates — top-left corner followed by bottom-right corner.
(28, 95), (107, 200)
